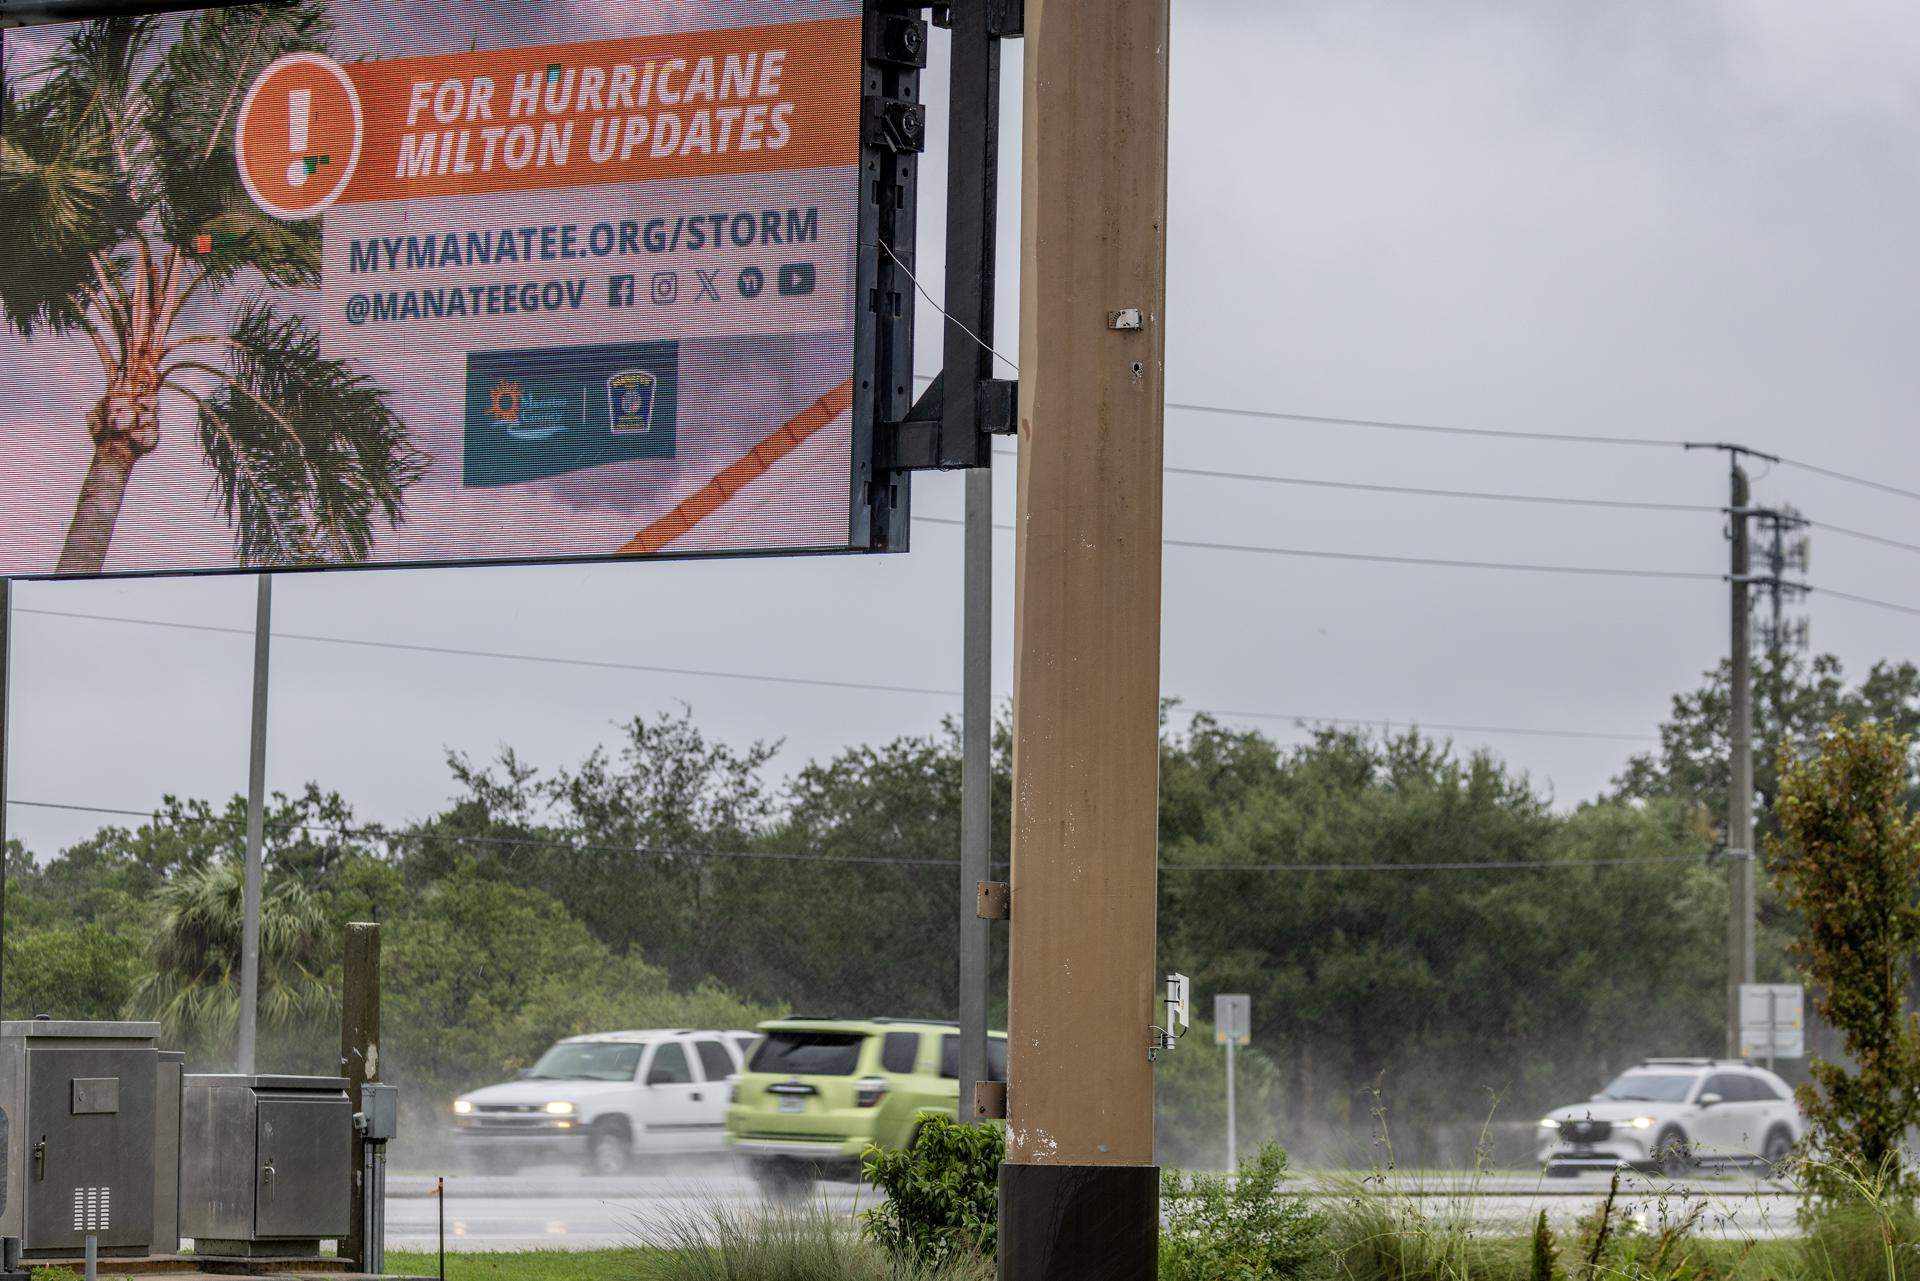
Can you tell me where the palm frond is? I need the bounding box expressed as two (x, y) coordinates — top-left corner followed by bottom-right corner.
(127, 858), (334, 1053)
(184, 299), (428, 567)
(146, 2), (331, 291)
(0, 24), (148, 334)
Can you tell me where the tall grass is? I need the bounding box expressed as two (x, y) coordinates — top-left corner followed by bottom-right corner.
(632, 1198), (993, 1281)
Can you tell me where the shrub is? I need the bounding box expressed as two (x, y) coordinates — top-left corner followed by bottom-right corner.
(1160, 1141), (1326, 1281)
(1771, 719), (1920, 1205)
(1530, 1210), (1557, 1281)
(859, 1117), (1002, 1267)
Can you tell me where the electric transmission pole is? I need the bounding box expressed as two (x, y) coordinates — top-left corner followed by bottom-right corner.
(1687, 442), (1772, 1059)
(1726, 460), (1754, 1059)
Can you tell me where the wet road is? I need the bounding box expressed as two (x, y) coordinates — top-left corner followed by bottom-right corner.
(384, 1168), (1799, 1251)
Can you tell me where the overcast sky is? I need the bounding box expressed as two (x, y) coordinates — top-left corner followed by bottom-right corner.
(9, 0), (1920, 857)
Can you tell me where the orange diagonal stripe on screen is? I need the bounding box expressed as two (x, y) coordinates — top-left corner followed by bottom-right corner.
(619, 378), (854, 556)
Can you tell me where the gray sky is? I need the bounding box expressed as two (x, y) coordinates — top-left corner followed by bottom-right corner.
(10, 0), (1920, 856)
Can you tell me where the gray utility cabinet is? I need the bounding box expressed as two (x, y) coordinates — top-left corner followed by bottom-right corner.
(0, 1021), (160, 1258)
(154, 1051), (184, 1255)
(181, 1075), (351, 1257)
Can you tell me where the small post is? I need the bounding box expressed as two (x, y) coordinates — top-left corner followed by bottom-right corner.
(340, 923), (381, 1270)
(82, 1234), (95, 1281)
(437, 1177), (446, 1281)
(237, 574), (272, 1074)
(1766, 988), (1777, 1074)
(1224, 1036), (1238, 1173)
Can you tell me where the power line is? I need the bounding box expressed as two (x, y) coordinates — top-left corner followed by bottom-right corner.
(1162, 401), (1688, 450)
(1776, 455), (1920, 505)
(12, 605), (1656, 744)
(1808, 519), (1920, 559)
(923, 518), (1724, 582)
(1809, 585), (1920, 620)
(1156, 467), (1718, 515)
(922, 517), (1920, 617)
(8, 798), (1703, 875)
(13, 607), (960, 700)
(1163, 539), (1718, 581)
(1162, 853), (1705, 873)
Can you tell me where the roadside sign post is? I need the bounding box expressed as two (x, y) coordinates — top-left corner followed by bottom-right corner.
(1215, 994), (1251, 1172)
(1739, 983), (1804, 1069)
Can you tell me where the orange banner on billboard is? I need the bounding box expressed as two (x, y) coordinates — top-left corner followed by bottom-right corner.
(238, 17), (862, 215)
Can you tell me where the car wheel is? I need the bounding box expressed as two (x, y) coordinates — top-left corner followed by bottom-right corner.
(752, 1158), (809, 1204)
(585, 1122), (631, 1177)
(1654, 1127), (1694, 1179)
(1762, 1126), (1795, 1178)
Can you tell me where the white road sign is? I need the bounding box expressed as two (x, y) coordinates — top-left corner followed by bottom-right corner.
(1215, 993), (1251, 1046)
(1739, 983), (1804, 1060)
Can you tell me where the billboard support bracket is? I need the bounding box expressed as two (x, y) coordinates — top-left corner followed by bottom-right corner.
(877, 0), (1021, 475)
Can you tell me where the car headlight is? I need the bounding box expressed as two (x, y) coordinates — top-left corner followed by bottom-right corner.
(452, 1099), (474, 1115)
(1630, 1116), (1654, 1130)
(1538, 1118), (1560, 1130)
(543, 1100), (575, 1115)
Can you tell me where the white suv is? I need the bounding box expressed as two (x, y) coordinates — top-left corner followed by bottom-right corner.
(453, 1028), (760, 1175)
(1537, 1059), (1802, 1177)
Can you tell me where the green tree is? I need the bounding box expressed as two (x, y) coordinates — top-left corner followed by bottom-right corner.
(706, 721), (1010, 1018)
(128, 858), (334, 1066)
(1613, 652), (1920, 834)
(1771, 719), (1920, 1203)
(0, 10), (426, 572)
(408, 710), (777, 983)
(4, 922), (148, 1021)
(1158, 719), (1720, 1163)
(383, 869), (768, 1103)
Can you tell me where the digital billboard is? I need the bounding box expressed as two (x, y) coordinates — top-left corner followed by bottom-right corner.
(0, 0), (904, 578)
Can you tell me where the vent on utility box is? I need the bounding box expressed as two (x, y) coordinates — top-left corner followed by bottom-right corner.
(71, 1185), (111, 1232)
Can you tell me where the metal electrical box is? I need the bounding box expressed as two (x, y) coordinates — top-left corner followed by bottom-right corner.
(0, 1021), (160, 1258)
(153, 1051), (184, 1255)
(180, 1076), (351, 1257)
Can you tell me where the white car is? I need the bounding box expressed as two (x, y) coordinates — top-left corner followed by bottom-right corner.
(452, 1028), (761, 1175)
(1537, 1058), (1802, 1177)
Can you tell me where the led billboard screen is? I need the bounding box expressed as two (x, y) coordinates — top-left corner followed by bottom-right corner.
(0, 0), (895, 578)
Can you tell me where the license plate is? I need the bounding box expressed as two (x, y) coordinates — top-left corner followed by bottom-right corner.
(778, 1097), (806, 1114)
(1571, 1145), (1595, 1156)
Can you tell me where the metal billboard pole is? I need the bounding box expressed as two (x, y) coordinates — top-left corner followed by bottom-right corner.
(236, 573), (272, 1075)
(959, 465), (993, 1119)
(0, 578), (11, 1022)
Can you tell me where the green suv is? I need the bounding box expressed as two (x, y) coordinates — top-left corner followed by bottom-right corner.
(726, 1018), (1007, 1194)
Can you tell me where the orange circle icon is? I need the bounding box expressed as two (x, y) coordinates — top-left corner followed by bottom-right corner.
(235, 53), (364, 221)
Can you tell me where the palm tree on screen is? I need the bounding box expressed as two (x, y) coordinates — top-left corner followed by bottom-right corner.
(0, 6), (426, 574)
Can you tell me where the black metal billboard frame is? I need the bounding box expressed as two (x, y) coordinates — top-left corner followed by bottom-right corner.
(870, 0), (1022, 483)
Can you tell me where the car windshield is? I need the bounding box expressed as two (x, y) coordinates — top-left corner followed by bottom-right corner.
(525, 1042), (643, 1082)
(1598, 1072), (1698, 1103)
(749, 1031), (865, 1076)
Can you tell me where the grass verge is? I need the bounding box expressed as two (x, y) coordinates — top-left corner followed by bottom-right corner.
(384, 1248), (645, 1281)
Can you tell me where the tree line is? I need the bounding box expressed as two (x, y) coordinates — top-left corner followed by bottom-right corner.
(6, 652), (1914, 1168)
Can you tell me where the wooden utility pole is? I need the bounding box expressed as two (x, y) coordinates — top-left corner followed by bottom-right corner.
(1001, 0), (1170, 1276)
(1727, 463), (1755, 1057)
(340, 922), (381, 1271)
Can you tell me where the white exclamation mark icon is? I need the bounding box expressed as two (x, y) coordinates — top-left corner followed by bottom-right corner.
(285, 88), (312, 187)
